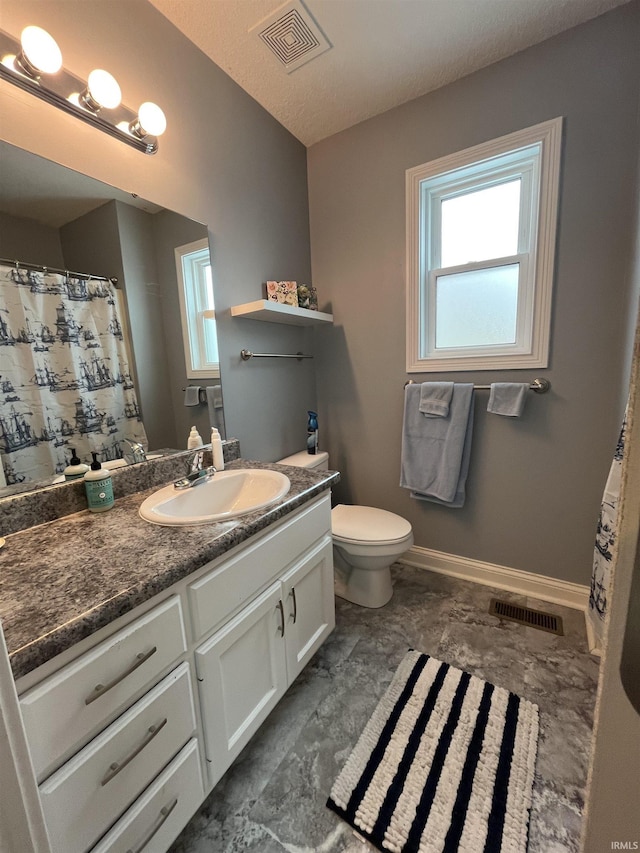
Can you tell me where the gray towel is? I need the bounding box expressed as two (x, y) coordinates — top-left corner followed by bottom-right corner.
(206, 385), (223, 432)
(487, 383), (529, 417)
(419, 381), (454, 418)
(400, 383), (474, 507)
(184, 386), (201, 406)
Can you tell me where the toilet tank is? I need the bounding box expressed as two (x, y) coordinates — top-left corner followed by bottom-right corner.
(277, 450), (329, 471)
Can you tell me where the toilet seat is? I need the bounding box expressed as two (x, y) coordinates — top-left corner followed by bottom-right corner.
(331, 504), (413, 546)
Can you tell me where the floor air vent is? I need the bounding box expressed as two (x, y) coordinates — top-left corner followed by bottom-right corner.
(489, 598), (564, 635)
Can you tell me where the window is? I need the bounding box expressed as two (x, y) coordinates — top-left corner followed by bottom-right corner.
(175, 238), (219, 379)
(406, 118), (562, 372)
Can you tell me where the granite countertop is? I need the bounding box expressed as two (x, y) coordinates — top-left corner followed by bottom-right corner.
(0, 459), (339, 681)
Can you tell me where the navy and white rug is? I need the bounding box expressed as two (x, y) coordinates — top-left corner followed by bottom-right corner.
(327, 651), (539, 853)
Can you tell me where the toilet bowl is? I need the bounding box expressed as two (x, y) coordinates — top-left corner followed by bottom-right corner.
(277, 451), (414, 608)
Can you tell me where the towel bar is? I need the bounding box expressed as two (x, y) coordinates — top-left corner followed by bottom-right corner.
(404, 378), (551, 393)
(240, 349), (312, 361)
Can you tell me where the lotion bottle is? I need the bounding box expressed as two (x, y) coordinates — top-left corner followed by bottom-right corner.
(63, 447), (89, 481)
(211, 427), (224, 470)
(187, 426), (203, 450)
(84, 453), (114, 512)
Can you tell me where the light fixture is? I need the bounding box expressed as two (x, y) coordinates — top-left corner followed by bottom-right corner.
(0, 26), (166, 154)
(81, 69), (122, 111)
(16, 25), (62, 77)
(130, 101), (166, 138)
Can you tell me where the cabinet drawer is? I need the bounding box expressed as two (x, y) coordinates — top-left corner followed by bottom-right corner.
(39, 662), (196, 853)
(189, 494), (331, 639)
(90, 738), (204, 853)
(21, 596), (187, 781)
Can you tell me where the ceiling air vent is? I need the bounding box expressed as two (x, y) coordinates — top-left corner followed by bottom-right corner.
(251, 0), (331, 73)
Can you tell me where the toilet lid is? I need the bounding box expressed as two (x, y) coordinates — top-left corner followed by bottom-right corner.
(331, 504), (412, 545)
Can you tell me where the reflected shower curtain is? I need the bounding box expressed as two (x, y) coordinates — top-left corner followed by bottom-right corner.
(587, 405), (628, 651)
(0, 262), (147, 485)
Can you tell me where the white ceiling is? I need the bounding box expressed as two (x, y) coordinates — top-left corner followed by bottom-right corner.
(146, 0), (630, 147)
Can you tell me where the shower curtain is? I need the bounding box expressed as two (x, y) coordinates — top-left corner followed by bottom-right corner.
(587, 404), (628, 651)
(0, 262), (147, 485)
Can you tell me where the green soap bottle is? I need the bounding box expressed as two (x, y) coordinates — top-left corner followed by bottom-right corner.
(84, 453), (114, 512)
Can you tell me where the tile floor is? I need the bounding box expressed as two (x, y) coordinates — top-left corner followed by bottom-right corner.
(170, 564), (600, 852)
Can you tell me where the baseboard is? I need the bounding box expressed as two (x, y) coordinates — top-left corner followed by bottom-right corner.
(401, 545), (590, 613)
(584, 616), (603, 657)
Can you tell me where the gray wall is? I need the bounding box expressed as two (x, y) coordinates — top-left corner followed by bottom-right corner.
(0, 211), (64, 266)
(0, 0), (314, 465)
(308, 2), (640, 586)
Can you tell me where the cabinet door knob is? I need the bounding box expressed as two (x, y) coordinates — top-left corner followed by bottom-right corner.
(276, 599), (285, 637)
(85, 646), (158, 705)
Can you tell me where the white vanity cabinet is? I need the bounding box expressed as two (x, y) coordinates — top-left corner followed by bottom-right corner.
(12, 489), (335, 853)
(192, 498), (335, 787)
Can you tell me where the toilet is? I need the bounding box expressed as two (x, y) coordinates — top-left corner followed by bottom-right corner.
(277, 451), (414, 608)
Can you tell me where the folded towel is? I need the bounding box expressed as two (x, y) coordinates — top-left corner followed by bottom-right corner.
(206, 385), (225, 436)
(487, 383), (529, 417)
(184, 386), (201, 406)
(419, 381), (454, 418)
(400, 383), (474, 507)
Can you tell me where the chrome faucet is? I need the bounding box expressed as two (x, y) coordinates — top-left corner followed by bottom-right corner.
(123, 438), (147, 464)
(173, 465), (217, 490)
(173, 450), (216, 489)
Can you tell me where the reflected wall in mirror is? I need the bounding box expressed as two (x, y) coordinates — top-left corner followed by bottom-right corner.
(0, 141), (225, 496)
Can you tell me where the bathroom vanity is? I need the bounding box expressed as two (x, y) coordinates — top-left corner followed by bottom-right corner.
(0, 457), (338, 853)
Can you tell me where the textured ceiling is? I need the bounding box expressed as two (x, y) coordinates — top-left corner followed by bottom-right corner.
(146, 0), (630, 147)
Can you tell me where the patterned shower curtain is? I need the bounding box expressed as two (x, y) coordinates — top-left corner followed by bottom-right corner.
(0, 262), (147, 485)
(587, 406), (628, 651)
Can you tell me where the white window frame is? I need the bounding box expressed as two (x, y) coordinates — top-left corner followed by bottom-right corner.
(406, 117), (562, 372)
(175, 238), (220, 379)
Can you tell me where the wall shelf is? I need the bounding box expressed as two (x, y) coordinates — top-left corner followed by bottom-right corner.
(230, 300), (333, 326)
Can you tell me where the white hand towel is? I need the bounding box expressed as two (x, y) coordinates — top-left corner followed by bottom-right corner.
(487, 383), (529, 417)
(184, 386), (201, 406)
(419, 381), (454, 418)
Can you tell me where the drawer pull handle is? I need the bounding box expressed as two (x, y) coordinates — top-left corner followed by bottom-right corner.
(125, 797), (178, 853)
(85, 646), (158, 705)
(276, 599), (285, 637)
(101, 717), (167, 786)
(290, 587), (298, 624)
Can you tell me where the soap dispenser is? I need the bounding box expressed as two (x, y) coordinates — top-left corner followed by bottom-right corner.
(211, 427), (224, 470)
(187, 426), (203, 450)
(84, 453), (114, 512)
(63, 447), (89, 481)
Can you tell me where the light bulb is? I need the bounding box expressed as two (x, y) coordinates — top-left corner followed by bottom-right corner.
(82, 69), (121, 111)
(20, 26), (62, 75)
(137, 102), (166, 136)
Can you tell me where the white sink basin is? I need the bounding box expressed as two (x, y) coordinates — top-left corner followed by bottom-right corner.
(138, 468), (291, 526)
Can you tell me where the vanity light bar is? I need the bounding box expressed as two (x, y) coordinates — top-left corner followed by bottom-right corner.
(0, 28), (165, 155)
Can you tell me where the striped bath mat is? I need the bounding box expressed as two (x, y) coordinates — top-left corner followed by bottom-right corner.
(327, 651), (538, 853)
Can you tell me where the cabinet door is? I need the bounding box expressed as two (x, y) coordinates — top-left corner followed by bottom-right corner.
(195, 581), (287, 787)
(281, 535), (335, 683)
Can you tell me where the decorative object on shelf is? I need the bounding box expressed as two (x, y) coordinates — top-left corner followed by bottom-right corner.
(0, 26), (166, 154)
(297, 284), (318, 310)
(266, 280), (298, 306)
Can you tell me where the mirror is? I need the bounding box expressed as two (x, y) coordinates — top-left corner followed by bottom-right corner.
(0, 141), (224, 496)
